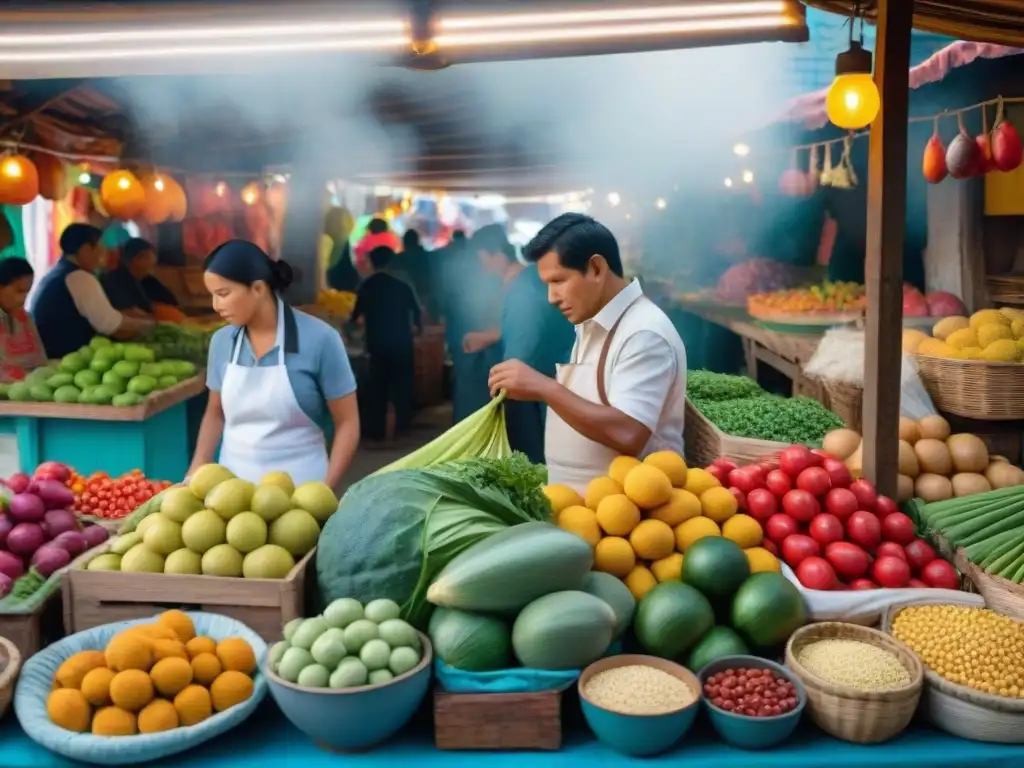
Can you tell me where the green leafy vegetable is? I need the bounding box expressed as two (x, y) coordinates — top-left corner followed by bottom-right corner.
(694, 394), (843, 445)
(687, 370), (764, 403)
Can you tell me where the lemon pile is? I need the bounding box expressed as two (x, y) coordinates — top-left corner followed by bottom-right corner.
(46, 610), (257, 736)
(904, 308), (1024, 362)
(543, 452), (780, 601)
(317, 289), (357, 320)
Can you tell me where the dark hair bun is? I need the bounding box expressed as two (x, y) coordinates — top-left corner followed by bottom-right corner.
(270, 259), (294, 291)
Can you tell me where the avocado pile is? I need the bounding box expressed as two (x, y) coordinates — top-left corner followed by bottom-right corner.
(1, 336), (198, 407)
(140, 323), (222, 367)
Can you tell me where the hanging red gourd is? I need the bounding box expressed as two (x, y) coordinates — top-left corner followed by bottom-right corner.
(975, 106), (995, 175)
(32, 153), (68, 201)
(139, 173), (174, 224)
(0, 154), (40, 205)
(922, 117), (948, 184)
(991, 97), (1023, 173)
(946, 112), (981, 180)
(100, 169), (146, 220)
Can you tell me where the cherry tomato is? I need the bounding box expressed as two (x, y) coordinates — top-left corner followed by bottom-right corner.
(904, 538), (937, 572)
(825, 541), (871, 580)
(876, 542), (907, 561)
(764, 469), (793, 498)
(781, 534), (821, 567)
(796, 556), (838, 590)
(824, 488), (859, 521)
(921, 559), (960, 590)
(765, 513), (800, 544)
(809, 513), (845, 546)
(782, 489), (820, 523)
(873, 555), (911, 588)
(881, 512), (916, 545)
(846, 510), (882, 551)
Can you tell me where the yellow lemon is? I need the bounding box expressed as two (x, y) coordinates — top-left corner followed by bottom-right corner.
(584, 476), (623, 511)
(623, 464), (673, 509)
(543, 484), (584, 515)
(722, 514), (763, 549)
(629, 519), (675, 560)
(558, 505), (601, 546)
(744, 546), (781, 573)
(674, 517), (721, 552)
(647, 488), (702, 527)
(700, 486), (738, 524)
(593, 537), (636, 577)
(595, 494), (641, 536)
(624, 564), (658, 600)
(643, 451), (688, 487)
(608, 456), (642, 485)
(683, 467), (721, 497)
(651, 552), (684, 582)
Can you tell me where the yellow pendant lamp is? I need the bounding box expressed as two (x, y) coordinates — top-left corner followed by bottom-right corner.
(825, 39), (880, 131)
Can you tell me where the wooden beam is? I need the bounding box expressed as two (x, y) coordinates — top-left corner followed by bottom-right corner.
(862, 0), (914, 498)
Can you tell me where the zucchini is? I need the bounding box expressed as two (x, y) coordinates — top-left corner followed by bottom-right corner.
(426, 522), (593, 613)
(511, 590), (617, 670)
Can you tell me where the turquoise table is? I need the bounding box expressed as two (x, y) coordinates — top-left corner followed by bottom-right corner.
(0, 376), (206, 481)
(3, 701), (1024, 768)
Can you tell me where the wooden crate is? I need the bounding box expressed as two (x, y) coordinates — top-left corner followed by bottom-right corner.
(0, 592), (63, 659)
(683, 399), (788, 469)
(63, 545), (314, 642)
(434, 685), (569, 751)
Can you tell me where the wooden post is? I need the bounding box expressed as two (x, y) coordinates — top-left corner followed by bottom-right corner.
(278, 165), (329, 307)
(862, 0), (914, 498)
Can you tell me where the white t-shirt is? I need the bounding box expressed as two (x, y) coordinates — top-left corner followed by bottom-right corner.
(65, 270), (123, 336)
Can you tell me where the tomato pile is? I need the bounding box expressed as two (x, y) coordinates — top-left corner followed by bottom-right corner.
(67, 469), (172, 520)
(706, 445), (960, 591)
(703, 667), (800, 718)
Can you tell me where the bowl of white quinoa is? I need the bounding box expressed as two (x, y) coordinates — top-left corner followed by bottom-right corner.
(578, 654), (701, 756)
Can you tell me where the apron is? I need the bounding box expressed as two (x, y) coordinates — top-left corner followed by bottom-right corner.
(545, 297), (643, 493)
(218, 307), (329, 486)
(0, 311), (45, 382)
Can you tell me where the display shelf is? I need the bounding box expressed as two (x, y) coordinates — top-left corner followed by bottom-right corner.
(0, 375), (205, 422)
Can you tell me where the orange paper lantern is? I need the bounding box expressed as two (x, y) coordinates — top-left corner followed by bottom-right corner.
(100, 170), (146, 221)
(32, 153), (68, 201)
(164, 176), (188, 222)
(240, 181), (262, 206)
(139, 173), (173, 224)
(0, 154), (40, 205)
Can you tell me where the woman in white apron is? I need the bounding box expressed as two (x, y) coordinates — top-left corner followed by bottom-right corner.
(186, 240), (360, 490)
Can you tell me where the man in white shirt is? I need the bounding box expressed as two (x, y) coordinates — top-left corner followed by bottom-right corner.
(488, 213), (687, 491)
(31, 223), (154, 358)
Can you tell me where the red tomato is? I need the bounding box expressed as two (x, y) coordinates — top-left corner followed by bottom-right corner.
(729, 487), (747, 512)
(706, 464), (730, 485)
(904, 538), (937, 572)
(779, 446), (814, 479)
(849, 478), (878, 511)
(873, 555), (911, 588)
(729, 468), (762, 495)
(745, 488), (778, 522)
(821, 458), (853, 489)
(809, 513), (845, 546)
(782, 489), (820, 523)
(805, 450), (825, 467)
(764, 470), (793, 498)
(765, 513), (800, 544)
(874, 495), (898, 518)
(811, 448), (835, 461)
(907, 578), (928, 588)
(796, 556), (838, 590)
(880, 512), (915, 545)
(824, 488), (859, 521)
(824, 541), (871, 580)
(921, 559), (960, 590)
(761, 538), (778, 557)
(796, 467), (831, 497)
(846, 510), (882, 551)
(849, 578), (878, 590)
(781, 534), (822, 567)
(876, 542), (907, 561)
(712, 458), (738, 474)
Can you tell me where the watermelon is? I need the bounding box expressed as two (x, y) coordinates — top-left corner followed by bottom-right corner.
(512, 590), (617, 670)
(682, 537), (750, 601)
(686, 626), (749, 672)
(731, 572), (808, 648)
(634, 582), (714, 660)
(582, 571), (636, 639)
(428, 606), (512, 671)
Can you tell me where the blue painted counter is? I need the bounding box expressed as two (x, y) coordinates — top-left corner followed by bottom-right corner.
(0, 376), (206, 481)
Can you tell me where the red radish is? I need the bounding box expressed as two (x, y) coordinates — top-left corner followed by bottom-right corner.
(765, 470), (793, 498)
(729, 468), (761, 495)
(908, 578), (929, 588)
(0, 549), (24, 580)
(781, 534), (821, 567)
(761, 538), (778, 557)
(796, 556), (838, 590)
(825, 541), (871, 580)
(904, 539), (937, 571)
(850, 578), (878, 590)
(6, 522), (44, 556)
(779, 446), (814, 479)
(824, 488), (859, 521)
(745, 488), (778, 522)
(921, 559), (960, 590)
(7, 493), (45, 523)
(846, 510), (882, 551)
(876, 542), (907, 561)
(782, 489), (820, 523)
(729, 487), (747, 512)
(849, 479), (878, 511)
(881, 512), (916, 545)
(796, 467), (831, 497)
(874, 495), (898, 518)
(0, 514), (12, 547)
(809, 513), (845, 546)
(873, 556), (911, 588)
(765, 513), (799, 543)
(4, 473), (31, 494)
(34, 480), (75, 511)
(706, 464), (730, 485)
(712, 458), (738, 474)
(822, 458), (853, 489)
(31, 544), (71, 578)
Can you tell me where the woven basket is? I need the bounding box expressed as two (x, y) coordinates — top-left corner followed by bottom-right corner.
(784, 622), (922, 744)
(683, 399), (787, 469)
(955, 556), (1024, 621)
(0, 635), (20, 720)
(881, 602), (1024, 743)
(987, 275), (1024, 306)
(819, 379), (863, 431)
(914, 355), (1024, 420)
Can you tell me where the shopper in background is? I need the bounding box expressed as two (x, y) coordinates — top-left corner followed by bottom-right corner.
(101, 237), (184, 322)
(0, 258), (46, 382)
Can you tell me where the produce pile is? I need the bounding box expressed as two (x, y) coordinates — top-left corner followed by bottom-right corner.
(712, 445), (960, 591)
(747, 281), (866, 316)
(703, 666), (800, 718)
(85, 465), (336, 579)
(269, 598), (425, 688)
(67, 468), (173, 521)
(316, 289), (357, 320)
(688, 371), (844, 445)
(713, 259), (803, 303)
(904, 307), (1024, 362)
(0, 336), (199, 406)
(46, 610), (256, 735)
(900, 284), (966, 318)
(139, 323), (221, 367)
(821, 415), (1024, 503)
(795, 637), (910, 692)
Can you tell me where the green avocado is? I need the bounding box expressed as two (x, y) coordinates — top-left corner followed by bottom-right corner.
(127, 375), (157, 396)
(123, 345), (156, 363)
(89, 357), (113, 374)
(7, 382), (31, 401)
(89, 336), (112, 350)
(73, 369), (101, 389)
(28, 384), (54, 402)
(155, 375), (178, 390)
(46, 373), (75, 389)
(58, 353), (86, 374)
(27, 366), (56, 383)
(111, 392), (143, 407)
(54, 385), (82, 404)
(101, 371), (128, 394)
(112, 360), (140, 379)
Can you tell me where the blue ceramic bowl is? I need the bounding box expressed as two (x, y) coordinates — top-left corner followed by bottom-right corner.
(579, 654), (702, 757)
(265, 631), (432, 752)
(697, 655), (806, 750)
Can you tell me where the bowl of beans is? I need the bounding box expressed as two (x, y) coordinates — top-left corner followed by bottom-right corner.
(578, 654), (701, 756)
(697, 656), (806, 749)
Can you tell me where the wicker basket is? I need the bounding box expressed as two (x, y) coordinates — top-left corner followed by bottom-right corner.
(913, 355), (1024, 420)
(784, 622), (922, 744)
(819, 379), (863, 431)
(0, 635), (21, 720)
(955, 556), (1024, 621)
(881, 602), (1024, 743)
(683, 399), (787, 468)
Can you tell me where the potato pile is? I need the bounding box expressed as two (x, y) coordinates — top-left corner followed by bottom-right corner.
(903, 307), (1024, 362)
(824, 415), (1024, 503)
(46, 610), (257, 736)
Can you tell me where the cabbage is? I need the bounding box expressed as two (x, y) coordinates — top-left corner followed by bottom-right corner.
(316, 455), (550, 630)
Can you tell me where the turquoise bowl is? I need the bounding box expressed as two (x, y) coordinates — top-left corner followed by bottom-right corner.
(265, 632), (432, 752)
(579, 654), (702, 756)
(697, 655), (806, 750)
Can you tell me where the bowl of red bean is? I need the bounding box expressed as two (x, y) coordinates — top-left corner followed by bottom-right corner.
(697, 656), (806, 750)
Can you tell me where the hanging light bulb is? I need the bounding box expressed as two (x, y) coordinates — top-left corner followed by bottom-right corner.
(742, 170), (754, 184)
(655, 197), (666, 210)
(733, 143), (750, 157)
(724, 178), (734, 188)
(825, 10), (879, 130)
(607, 192), (621, 206)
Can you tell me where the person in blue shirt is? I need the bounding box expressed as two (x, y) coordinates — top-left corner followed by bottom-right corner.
(186, 240), (360, 490)
(463, 224), (575, 463)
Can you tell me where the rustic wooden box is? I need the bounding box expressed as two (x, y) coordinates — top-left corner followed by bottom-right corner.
(433, 685), (570, 751)
(0, 592), (63, 658)
(62, 544), (314, 642)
